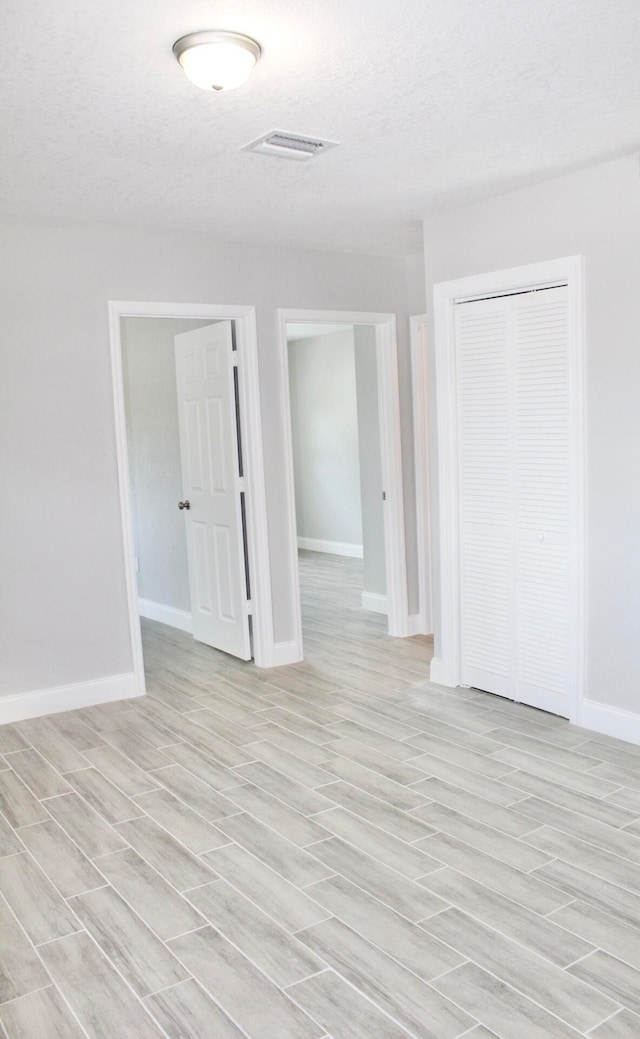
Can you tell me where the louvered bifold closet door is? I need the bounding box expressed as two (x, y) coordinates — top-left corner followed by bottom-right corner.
(456, 286), (571, 715)
(514, 286), (570, 716)
(456, 296), (515, 699)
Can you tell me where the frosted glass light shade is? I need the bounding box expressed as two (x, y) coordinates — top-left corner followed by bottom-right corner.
(173, 31), (261, 92)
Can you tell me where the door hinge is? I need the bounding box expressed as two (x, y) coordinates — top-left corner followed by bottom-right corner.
(382, 491), (387, 501)
(237, 476), (245, 492)
(231, 355), (239, 367)
(246, 599), (252, 615)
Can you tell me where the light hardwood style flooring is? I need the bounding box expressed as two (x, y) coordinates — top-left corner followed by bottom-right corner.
(1, 552), (640, 1037)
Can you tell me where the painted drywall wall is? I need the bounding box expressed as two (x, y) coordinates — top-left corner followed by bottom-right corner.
(121, 316), (214, 614)
(0, 223), (417, 697)
(406, 252), (427, 315)
(422, 152), (640, 716)
(354, 326), (386, 598)
(288, 328), (363, 549)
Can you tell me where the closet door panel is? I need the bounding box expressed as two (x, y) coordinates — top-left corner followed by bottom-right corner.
(514, 287), (570, 715)
(456, 297), (515, 698)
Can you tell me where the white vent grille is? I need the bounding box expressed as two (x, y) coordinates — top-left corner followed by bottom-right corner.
(242, 130), (339, 161)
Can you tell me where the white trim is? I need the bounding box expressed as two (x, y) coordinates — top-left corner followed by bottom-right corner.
(297, 537), (363, 558)
(272, 640), (304, 666)
(108, 303), (147, 700)
(374, 315), (411, 638)
(429, 657), (445, 685)
(432, 256), (586, 722)
(138, 598), (193, 634)
(361, 592), (388, 615)
(0, 673), (141, 725)
(581, 701), (640, 748)
(277, 307), (410, 661)
(407, 614), (426, 636)
(410, 314), (433, 636)
(108, 301), (274, 689)
(232, 306), (275, 668)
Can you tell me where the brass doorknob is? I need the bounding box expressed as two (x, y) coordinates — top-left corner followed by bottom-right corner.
(178, 500), (190, 510)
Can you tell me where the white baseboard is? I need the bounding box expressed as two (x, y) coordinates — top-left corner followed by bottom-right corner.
(429, 656), (445, 684)
(0, 672), (142, 725)
(407, 614), (432, 636)
(298, 537), (363, 559)
(361, 592), (388, 615)
(271, 640), (304, 667)
(139, 598), (193, 634)
(581, 699), (640, 748)
(428, 657), (462, 688)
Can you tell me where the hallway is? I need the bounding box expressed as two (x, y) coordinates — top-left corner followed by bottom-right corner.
(297, 549), (432, 693)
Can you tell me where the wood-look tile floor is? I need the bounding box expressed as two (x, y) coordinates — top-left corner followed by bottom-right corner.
(2, 553), (640, 1036)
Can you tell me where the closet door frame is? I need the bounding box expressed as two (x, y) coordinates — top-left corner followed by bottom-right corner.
(431, 256), (585, 724)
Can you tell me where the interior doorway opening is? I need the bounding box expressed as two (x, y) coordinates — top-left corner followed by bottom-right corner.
(109, 301), (273, 698)
(122, 316), (254, 663)
(121, 315), (216, 639)
(286, 321), (387, 646)
(277, 308), (412, 666)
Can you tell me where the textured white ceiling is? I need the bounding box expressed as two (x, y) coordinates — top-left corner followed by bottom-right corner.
(1, 0), (639, 255)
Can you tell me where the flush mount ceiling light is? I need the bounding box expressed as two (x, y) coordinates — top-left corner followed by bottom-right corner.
(173, 31), (261, 92)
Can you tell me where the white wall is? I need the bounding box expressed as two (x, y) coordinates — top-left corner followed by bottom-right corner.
(406, 251), (427, 315)
(354, 326), (386, 598)
(288, 329), (363, 549)
(122, 316), (213, 614)
(0, 223), (417, 700)
(423, 153), (640, 718)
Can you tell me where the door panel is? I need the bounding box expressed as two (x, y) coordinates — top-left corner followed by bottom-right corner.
(514, 287), (570, 715)
(175, 322), (251, 660)
(457, 296), (514, 699)
(456, 286), (570, 716)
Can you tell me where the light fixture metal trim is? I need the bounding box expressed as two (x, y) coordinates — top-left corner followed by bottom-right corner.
(172, 30), (262, 66)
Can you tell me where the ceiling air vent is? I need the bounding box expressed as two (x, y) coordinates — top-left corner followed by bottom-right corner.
(242, 130), (339, 161)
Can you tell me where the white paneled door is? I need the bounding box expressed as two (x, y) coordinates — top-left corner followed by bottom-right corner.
(456, 286), (571, 716)
(174, 322), (252, 660)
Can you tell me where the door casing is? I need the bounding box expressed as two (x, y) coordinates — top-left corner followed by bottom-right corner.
(410, 314), (433, 637)
(109, 300), (273, 697)
(430, 256), (586, 724)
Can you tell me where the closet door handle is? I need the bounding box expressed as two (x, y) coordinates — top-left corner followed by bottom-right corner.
(178, 500), (191, 510)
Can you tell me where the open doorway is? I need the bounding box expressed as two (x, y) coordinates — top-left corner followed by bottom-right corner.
(122, 316), (217, 638)
(287, 321), (387, 637)
(109, 301), (273, 699)
(278, 308), (411, 667)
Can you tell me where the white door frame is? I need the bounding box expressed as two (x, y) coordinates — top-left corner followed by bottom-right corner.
(431, 256), (586, 724)
(108, 300), (274, 697)
(410, 314), (433, 636)
(277, 308), (410, 660)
